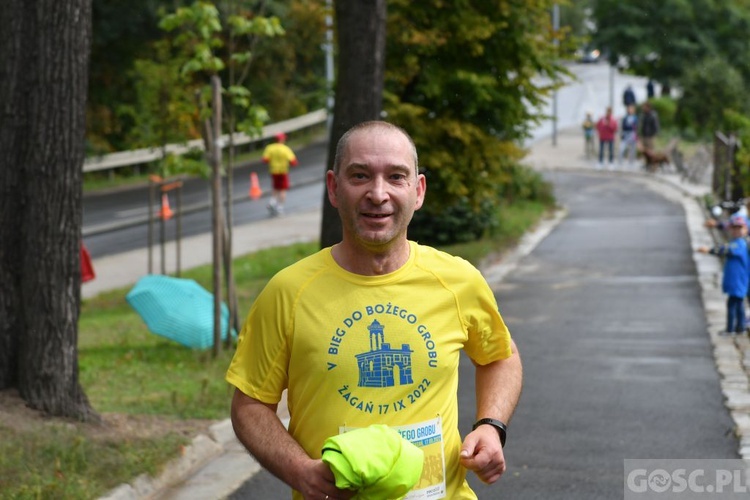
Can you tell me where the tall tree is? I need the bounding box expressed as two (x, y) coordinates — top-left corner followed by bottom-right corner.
(0, 0), (98, 420)
(89, 0), (173, 152)
(246, 0), (329, 120)
(384, 0), (566, 243)
(320, 0), (387, 248)
(159, 1), (284, 353)
(592, 0), (750, 90)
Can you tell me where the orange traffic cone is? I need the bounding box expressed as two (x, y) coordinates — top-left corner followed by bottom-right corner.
(249, 172), (263, 200)
(158, 193), (174, 220)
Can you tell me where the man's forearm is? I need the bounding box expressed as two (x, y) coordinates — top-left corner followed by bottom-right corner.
(475, 340), (523, 424)
(230, 389), (311, 490)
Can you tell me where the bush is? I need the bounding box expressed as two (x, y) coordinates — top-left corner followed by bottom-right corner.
(498, 163), (555, 206)
(409, 162), (554, 246)
(644, 97), (677, 132)
(722, 109), (750, 198)
(409, 197), (497, 245)
(675, 57), (747, 138)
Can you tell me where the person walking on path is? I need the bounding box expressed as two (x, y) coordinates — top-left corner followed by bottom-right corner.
(262, 132), (298, 216)
(698, 214), (750, 335)
(226, 121), (523, 500)
(619, 105), (639, 167)
(582, 112), (596, 160)
(622, 84), (636, 108)
(640, 101), (660, 152)
(596, 106), (618, 169)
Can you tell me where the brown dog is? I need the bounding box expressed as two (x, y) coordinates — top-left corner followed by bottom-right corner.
(639, 145), (670, 173)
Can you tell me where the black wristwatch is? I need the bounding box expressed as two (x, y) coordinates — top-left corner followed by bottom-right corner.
(472, 418), (507, 447)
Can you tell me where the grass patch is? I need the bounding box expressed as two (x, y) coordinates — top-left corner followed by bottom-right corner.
(2, 194), (555, 498)
(77, 242), (320, 419)
(0, 423), (188, 499)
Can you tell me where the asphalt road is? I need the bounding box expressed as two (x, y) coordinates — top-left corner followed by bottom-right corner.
(228, 171), (738, 499)
(82, 139), (329, 259)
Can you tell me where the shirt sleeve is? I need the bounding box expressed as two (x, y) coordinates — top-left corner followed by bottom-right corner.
(225, 277), (291, 404)
(460, 267), (513, 365)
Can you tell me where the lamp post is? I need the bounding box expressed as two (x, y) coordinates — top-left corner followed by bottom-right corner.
(325, 0), (334, 132)
(609, 61), (615, 111)
(552, 3), (559, 146)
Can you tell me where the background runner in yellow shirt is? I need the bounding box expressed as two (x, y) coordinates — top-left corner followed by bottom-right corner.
(262, 132), (298, 216)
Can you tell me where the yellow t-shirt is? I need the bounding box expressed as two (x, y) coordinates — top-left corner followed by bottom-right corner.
(226, 241), (513, 499)
(262, 142), (297, 174)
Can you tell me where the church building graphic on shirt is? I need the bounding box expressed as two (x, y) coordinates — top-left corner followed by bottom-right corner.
(355, 319), (414, 388)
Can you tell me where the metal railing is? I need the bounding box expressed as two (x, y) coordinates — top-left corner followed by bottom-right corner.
(83, 108), (328, 173)
(713, 131), (741, 201)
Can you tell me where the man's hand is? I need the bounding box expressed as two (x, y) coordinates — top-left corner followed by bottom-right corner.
(296, 459), (356, 500)
(459, 425), (506, 484)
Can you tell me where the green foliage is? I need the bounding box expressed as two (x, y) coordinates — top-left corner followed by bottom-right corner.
(163, 150), (210, 178)
(88, 1), (291, 154)
(646, 97), (677, 131)
(384, 0), (567, 244)
(722, 109), (750, 198)
(560, 0), (592, 39)
(675, 57), (747, 138)
(437, 199), (552, 265)
(159, 2), (225, 77)
(407, 152), (555, 246)
(592, 0), (750, 90)
(498, 162), (556, 207)
(116, 39), (202, 178)
(242, 0), (329, 120)
(159, 1), (284, 131)
(88, 0), (169, 152)
(410, 198), (498, 245)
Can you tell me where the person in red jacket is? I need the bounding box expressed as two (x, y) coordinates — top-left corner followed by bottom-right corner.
(595, 106), (618, 169)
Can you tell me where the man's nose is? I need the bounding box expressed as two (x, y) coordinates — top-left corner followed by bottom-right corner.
(367, 177), (389, 204)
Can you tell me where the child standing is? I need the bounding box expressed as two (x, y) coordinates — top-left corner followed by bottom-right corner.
(698, 214), (750, 335)
(582, 112), (595, 160)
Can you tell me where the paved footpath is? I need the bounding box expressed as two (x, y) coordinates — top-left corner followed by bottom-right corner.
(100, 127), (750, 499)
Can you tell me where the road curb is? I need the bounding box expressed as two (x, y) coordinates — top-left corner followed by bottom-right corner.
(99, 421), (233, 500)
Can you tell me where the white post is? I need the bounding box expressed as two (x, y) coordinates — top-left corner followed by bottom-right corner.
(552, 3), (559, 146)
(325, 0), (335, 132)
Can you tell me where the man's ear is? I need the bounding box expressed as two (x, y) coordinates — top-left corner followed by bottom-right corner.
(326, 170), (339, 208)
(414, 173), (426, 210)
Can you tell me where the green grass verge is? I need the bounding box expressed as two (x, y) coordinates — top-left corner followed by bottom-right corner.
(0, 425), (188, 499)
(0, 199), (554, 498)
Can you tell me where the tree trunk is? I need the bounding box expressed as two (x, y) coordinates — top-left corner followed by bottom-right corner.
(0, 0), (98, 421)
(209, 76), (225, 358)
(319, 0), (387, 249)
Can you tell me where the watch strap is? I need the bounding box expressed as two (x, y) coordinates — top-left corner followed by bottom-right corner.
(472, 418), (507, 447)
